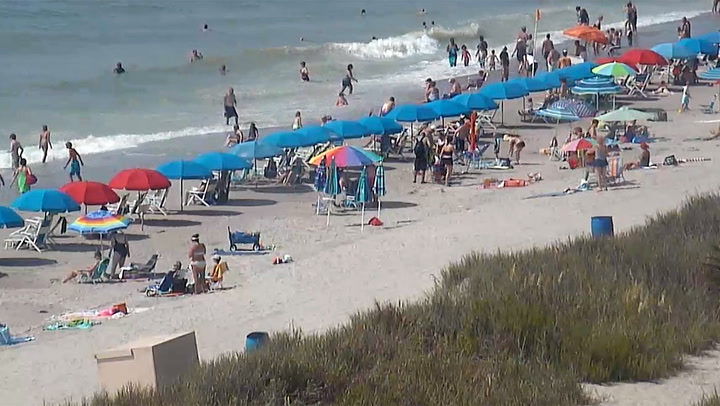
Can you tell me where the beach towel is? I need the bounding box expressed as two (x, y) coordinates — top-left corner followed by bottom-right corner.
(44, 319), (98, 331)
(0, 324), (35, 346)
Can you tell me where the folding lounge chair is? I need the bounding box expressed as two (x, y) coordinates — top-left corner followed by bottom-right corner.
(477, 110), (497, 130)
(11, 216), (54, 252)
(606, 156), (625, 185)
(145, 271), (178, 296)
(186, 181), (217, 206)
(627, 74), (650, 98)
(107, 194), (129, 215)
(119, 253), (159, 279)
(384, 129), (409, 160)
(145, 189), (168, 216)
(4, 218), (40, 249)
(78, 259), (110, 284)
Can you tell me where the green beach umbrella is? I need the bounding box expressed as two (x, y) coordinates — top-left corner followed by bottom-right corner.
(596, 107), (655, 122)
(592, 62), (638, 78)
(324, 157), (340, 226)
(355, 166), (372, 231)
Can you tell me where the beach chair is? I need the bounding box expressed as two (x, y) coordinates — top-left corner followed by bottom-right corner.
(78, 259), (110, 284)
(127, 192), (147, 215)
(549, 147), (564, 161)
(477, 110), (497, 130)
(186, 180), (217, 206)
(144, 189), (168, 215)
(107, 194), (129, 215)
(4, 219), (41, 250)
(145, 270), (178, 297)
(627, 74), (650, 98)
(119, 253), (159, 279)
(607, 156), (625, 185)
(384, 129), (410, 160)
(13, 219), (53, 252)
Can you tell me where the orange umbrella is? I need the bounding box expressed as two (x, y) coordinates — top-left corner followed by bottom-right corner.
(563, 25), (608, 44)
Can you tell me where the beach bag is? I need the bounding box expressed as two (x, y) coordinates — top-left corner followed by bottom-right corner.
(663, 155), (678, 166)
(27, 174), (37, 185)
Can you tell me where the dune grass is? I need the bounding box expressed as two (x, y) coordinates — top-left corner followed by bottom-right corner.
(68, 194), (720, 406)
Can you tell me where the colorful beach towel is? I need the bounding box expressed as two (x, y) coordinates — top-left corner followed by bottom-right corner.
(44, 319), (98, 331)
(0, 324), (35, 346)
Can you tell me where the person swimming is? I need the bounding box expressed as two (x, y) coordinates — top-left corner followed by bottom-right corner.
(113, 62), (125, 74)
(219, 65), (227, 75)
(203, 24), (209, 32)
(361, 9), (366, 15)
(300, 61), (310, 81)
(190, 49), (203, 62)
(419, 8), (427, 14)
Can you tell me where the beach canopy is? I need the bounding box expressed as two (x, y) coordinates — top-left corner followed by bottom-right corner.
(357, 117), (403, 135)
(12, 189), (81, 213)
(59, 181), (120, 206)
(323, 120), (372, 139)
(297, 125), (340, 143)
(698, 31), (720, 44)
(535, 106), (581, 122)
(264, 128), (328, 149)
(480, 81), (528, 100)
(452, 93), (498, 110)
(426, 100), (471, 118)
(109, 168), (171, 191)
(230, 140), (283, 160)
(677, 38), (718, 55)
(592, 62), (638, 78)
(620, 48), (668, 66)
(534, 71), (570, 89)
(562, 138), (594, 153)
(563, 25), (609, 44)
(651, 42), (696, 59)
(571, 76), (623, 95)
(384, 104), (440, 122)
(596, 107), (655, 122)
(194, 152), (252, 171)
(699, 68), (720, 80)
(309, 145), (382, 168)
(550, 100), (596, 118)
(157, 160), (213, 180)
(0, 206), (24, 229)
(68, 210), (132, 234)
(555, 62), (599, 81)
(511, 77), (551, 93)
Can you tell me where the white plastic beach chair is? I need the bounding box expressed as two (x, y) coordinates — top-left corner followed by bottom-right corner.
(186, 180), (216, 206)
(627, 74), (650, 98)
(477, 110), (497, 130)
(145, 189), (168, 216)
(107, 194), (129, 215)
(13, 218), (53, 252)
(4, 219), (40, 249)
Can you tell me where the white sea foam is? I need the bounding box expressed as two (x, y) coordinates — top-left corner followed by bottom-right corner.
(330, 32), (439, 59)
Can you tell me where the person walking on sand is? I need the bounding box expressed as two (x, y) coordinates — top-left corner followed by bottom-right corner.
(680, 17), (691, 39)
(340, 64), (358, 95)
(63, 141), (84, 182)
(446, 38), (459, 67)
(9, 133), (23, 170)
(10, 158), (33, 194)
(223, 87), (238, 126)
(188, 233), (207, 294)
(541, 34), (554, 71)
(413, 133), (429, 184)
(108, 231), (130, 279)
(440, 135), (455, 186)
(39, 125), (52, 163)
(292, 111), (303, 130)
(300, 61), (310, 82)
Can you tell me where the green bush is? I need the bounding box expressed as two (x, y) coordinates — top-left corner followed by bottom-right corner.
(68, 195), (720, 406)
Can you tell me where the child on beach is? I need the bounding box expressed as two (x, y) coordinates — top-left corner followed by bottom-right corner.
(292, 111), (303, 130)
(487, 50), (498, 70)
(336, 92), (348, 107)
(461, 45), (471, 67)
(680, 85), (691, 112)
(63, 142), (83, 182)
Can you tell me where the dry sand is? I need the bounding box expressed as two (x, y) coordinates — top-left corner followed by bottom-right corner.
(2, 78), (720, 406)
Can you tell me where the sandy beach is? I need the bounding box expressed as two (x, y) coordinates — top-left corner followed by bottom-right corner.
(3, 12), (720, 406)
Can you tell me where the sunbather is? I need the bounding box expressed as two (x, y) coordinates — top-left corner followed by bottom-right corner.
(63, 250), (103, 283)
(624, 142), (652, 169)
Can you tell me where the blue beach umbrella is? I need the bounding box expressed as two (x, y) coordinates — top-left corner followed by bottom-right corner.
(535, 105), (581, 123)
(12, 189), (81, 213)
(230, 140), (283, 160)
(195, 152), (252, 171)
(0, 206), (24, 229)
(357, 117), (403, 135)
(261, 131), (306, 149)
(677, 38), (718, 55)
(384, 104), (440, 122)
(699, 68), (720, 80)
(551, 100), (596, 118)
(296, 125), (339, 145)
(373, 164), (386, 219)
(452, 93), (498, 111)
(426, 99), (471, 118)
(555, 62), (599, 81)
(355, 166), (373, 231)
(157, 160), (213, 211)
(572, 76), (623, 108)
(699, 31), (720, 44)
(323, 120), (372, 140)
(651, 42), (696, 59)
(512, 77), (551, 92)
(480, 81), (529, 124)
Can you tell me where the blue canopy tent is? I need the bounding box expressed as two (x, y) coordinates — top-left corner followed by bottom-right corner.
(452, 93), (498, 111)
(698, 31), (720, 44)
(426, 99), (471, 125)
(357, 117), (403, 136)
(230, 140), (283, 160)
(480, 81), (529, 124)
(195, 152), (252, 171)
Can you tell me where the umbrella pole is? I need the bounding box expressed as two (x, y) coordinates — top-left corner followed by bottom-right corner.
(361, 203), (365, 231)
(326, 197), (331, 227)
(377, 199), (381, 219)
(180, 181), (184, 212)
(501, 101), (505, 126)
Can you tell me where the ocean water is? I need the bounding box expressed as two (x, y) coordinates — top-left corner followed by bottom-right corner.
(0, 0), (710, 168)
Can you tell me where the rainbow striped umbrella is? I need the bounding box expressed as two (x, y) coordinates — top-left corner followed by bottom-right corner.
(309, 145), (383, 168)
(68, 210), (133, 234)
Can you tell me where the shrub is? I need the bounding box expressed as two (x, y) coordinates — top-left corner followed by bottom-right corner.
(67, 194), (720, 406)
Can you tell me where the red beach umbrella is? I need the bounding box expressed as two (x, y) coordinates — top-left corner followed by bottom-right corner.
(562, 138), (594, 153)
(59, 181), (120, 206)
(595, 56), (623, 65)
(620, 49), (668, 66)
(109, 168), (171, 191)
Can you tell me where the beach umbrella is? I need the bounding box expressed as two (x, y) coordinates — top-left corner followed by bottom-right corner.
(11, 189), (81, 213)
(297, 125), (341, 144)
(592, 62), (638, 78)
(68, 210), (132, 235)
(534, 71), (572, 89)
(480, 81), (529, 125)
(194, 152), (252, 171)
(512, 77), (551, 92)
(550, 100), (596, 118)
(677, 38), (718, 55)
(699, 31), (720, 44)
(357, 117), (403, 135)
(561, 138), (594, 153)
(0, 206), (24, 229)
(384, 104), (440, 122)
(314, 157), (327, 192)
(309, 145), (383, 168)
(230, 140), (283, 160)
(452, 93), (499, 111)
(651, 42), (696, 60)
(261, 131), (304, 149)
(620, 48), (668, 66)
(595, 56), (624, 65)
(373, 164), (386, 219)
(699, 68), (720, 80)
(323, 120), (372, 140)
(323, 157), (340, 226)
(535, 106), (581, 123)
(355, 167), (373, 231)
(426, 100), (471, 118)
(59, 181), (120, 207)
(109, 169), (171, 191)
(157, 160), (213, 211)
(571, 76), (623, 108)
(596, 107), (655, 122)
(563, 25), (609, 44)
(555, 62), (599, 81)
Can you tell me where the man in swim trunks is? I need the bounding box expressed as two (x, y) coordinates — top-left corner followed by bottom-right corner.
(63, 141), (84, 182)
(513, 38), (528, 74)
(9, 133), (23, 170)
(224, 88), (238, 126)
(381, 97), (395, 116)
(542, 34), (554, 70)
(300, 61), (310, 82)
(113, 62), (125, 75)
(39, 125), (52, 163)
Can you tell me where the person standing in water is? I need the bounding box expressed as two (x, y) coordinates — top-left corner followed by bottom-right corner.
(499, 46), (510, 82)
(223, 88), (239, 126)
(38, 125), (52, 163)
(292, 111), (303, 130)
(113, 62), (125, 75)
(476, 36), (488, 68)
(9, 133), (23, 170)
(340, 64), (358, 95)
(300, 61), (310, 82)
(10, 158), (32, 194)
(446, 38), (459, 67)
(63, 142), (84, 182)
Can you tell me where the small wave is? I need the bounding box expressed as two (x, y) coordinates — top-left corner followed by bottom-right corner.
(427, 23), (482, 41)
(329, 32), (439, 59)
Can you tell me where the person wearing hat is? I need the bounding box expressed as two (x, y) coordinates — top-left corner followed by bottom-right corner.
(209, 254), (230, 289)
(558, 49), (572, 69)
(188, 234), (207, 294)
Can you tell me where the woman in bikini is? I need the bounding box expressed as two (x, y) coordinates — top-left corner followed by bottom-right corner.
(188, 234), (207, 294)
(440, 135), (455, 186)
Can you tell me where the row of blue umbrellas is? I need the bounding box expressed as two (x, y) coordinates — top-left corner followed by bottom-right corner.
(652, 35), (720, 60)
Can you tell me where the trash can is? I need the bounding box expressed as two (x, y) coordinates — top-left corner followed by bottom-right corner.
(246, 331), (269, 352)
(591, 216), (614, 237)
